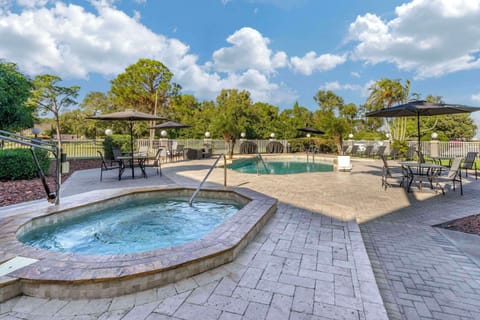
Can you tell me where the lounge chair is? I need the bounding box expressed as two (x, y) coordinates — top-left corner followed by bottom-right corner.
(461, 151), (478, 179)
(266, 141), (284, 153)
(432, 157), (463, 195)
(98, 151), (122, 181)
(239, 141), (258, 154)
(381, 155), (407, 190)
(349, 145), (359, 157)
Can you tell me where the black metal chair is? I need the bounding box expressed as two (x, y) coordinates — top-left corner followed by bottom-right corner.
(461, 151), (478, 179)
(143, 148), (162, 176)
(97, 151), (122, 181)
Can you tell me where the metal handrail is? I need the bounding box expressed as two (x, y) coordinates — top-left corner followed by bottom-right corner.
(188, 154), (227, 206)
(255, 152), (269, 175)
(0, 130), (61, 205)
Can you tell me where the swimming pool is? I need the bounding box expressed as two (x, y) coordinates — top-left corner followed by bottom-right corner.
(229, 157), (333, 174)
(19, 198), (242, 255)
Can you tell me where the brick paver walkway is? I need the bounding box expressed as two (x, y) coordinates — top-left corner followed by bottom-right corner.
(1, 156), (479, 319)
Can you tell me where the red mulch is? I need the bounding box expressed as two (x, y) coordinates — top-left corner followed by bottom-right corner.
(443, 214), (480, 236)
(0, 159), (100, 207)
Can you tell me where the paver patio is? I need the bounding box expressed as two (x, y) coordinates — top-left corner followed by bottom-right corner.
(0, 155), (479, 319)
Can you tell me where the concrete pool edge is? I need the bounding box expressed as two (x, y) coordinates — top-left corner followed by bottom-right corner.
(0, 185), (277, 300)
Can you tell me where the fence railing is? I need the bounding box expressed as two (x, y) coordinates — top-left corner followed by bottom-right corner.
(5, 137), (480, 159)
(1, 138), (288, 159)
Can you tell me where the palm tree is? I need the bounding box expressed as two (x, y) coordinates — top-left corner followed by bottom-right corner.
(367, 78), (411, 141)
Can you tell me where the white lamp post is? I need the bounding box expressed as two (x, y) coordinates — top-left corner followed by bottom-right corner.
(270, 133), (275, 140)
(105, 129), (113, 136)
(306, 133), (311, 138)
(431, 132), (438, 140)
(161, 130), (167, 137)
(31, 127), (41, 138)
(348, 133), (354, 140)
(204, 131), (211, 138)
(241, 132), (246, 138)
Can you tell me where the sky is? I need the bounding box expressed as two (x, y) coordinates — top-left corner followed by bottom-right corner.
(1, 0), (480, 129)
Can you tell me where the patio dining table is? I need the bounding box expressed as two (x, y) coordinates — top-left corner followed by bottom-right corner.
(400, 161), (446, 192)
(117, 154), (149, 180)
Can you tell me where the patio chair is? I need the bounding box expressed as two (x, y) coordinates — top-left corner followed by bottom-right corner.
(404, 146), (416, 161)
(374, 145), (386, 158)
(381, 155), (407, 190)
(416, 150), (427, 163)
(137, 145), (149, 156)
(143, 148), (162, 176)
(172, 144), (185, 161)
(97, 151), (122, 181)
(461, 151), (478, 179)
(388, 147), (400, 160)
(343, 145), (352, 155)
(432, 157), (463, 195)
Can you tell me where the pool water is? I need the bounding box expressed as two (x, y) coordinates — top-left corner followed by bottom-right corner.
(19, 199), (241, 255)
(229, 158), (333, 174)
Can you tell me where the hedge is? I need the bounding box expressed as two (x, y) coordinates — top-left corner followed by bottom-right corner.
(0, 148), (51, 180)
(103, 135), (131, 160)
(287, 138), (337, 153)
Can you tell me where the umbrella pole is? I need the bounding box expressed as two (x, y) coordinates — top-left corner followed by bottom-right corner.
(417, 114), (421, 152)
(130, 120), (135, 178)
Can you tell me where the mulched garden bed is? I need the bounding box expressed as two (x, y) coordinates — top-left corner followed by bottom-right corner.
(0, 159), (100, 207)
(438, 214), (480, 236)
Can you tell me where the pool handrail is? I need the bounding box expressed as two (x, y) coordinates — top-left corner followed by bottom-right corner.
(189, 153), (227, 206)
(256, 152), (269, 174)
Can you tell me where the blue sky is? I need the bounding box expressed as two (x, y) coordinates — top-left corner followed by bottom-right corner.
(1, 0), (480, 126)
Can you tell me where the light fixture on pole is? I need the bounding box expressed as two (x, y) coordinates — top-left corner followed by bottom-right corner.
(431, 132), (438, 140)
(241, 132), (246, 138)
(270, 133), (275, 139)
(348, 133), (354, 140)
(204, 131), (210, 138)
(31, 127), (41, 138)
(105, 129), (113, 136)
(160, 130), (167, 137)
(306, 133), (311, 138)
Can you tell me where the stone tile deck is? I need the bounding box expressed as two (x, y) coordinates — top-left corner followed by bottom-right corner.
(1, 154), (479, 319)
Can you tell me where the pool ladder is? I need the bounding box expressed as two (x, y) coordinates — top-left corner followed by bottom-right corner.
(189, 154), (227, 206)
(256, 153), (269, 175)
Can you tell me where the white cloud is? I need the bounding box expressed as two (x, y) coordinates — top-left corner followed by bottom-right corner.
(290, 52), (346, 75)
(212, 27), (287, 74)
(350, 71), (360, 78)
(0, 1), (298, 105)
(348, 0), (480, 78)
(16, 0), (50, 7)
(319, 80), (375, 97)
(472, 93), (480, 103)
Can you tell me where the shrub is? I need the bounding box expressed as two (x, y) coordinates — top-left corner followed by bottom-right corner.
(103, 134), (131, 160)
(287, 138), (336, 153)
(0, 148), (51, 180)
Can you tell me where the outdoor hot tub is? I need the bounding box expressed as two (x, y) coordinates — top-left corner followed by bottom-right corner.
(0, 186), (277, 300)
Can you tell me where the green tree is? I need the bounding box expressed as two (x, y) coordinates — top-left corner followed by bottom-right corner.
(80, 91), (111, 139)
(109, 58), (181, 142)
(366, 78), (411, 142)
(279, 102), (313, 138)
(313, 90), (352, 153)
(212, 89), (252, 158)
(29, 74), (80, 151)
(0, 61), (34, 131)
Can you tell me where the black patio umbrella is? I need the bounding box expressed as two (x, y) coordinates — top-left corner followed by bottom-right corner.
(88, 109), (166, 178)
(366, 100), (480, 151)
(149, 121), (191, 130)
(297, 127), (325, 135)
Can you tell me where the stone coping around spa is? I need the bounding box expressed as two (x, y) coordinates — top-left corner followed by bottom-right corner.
(0, 186), (277, 287)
